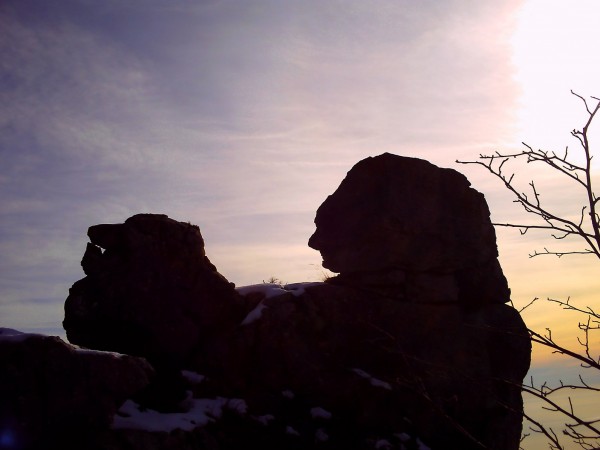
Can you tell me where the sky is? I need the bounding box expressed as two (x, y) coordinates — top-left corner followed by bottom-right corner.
(1, 0), (599, 367)
(1, 1), (600, 447)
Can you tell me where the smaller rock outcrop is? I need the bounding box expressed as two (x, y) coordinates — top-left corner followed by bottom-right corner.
(51, 153), (530, 449)
(0, 328), (153, 449)
(63, 213), (243, 369)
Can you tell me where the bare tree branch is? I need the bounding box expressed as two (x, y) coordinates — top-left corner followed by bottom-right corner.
(457, 92), (600, 260)
(459, 91), (600, 450)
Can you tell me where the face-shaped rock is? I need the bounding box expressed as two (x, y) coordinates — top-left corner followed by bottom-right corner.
(309, 153), (499, 274)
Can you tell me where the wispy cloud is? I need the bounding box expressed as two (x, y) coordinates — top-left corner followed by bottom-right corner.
(1, 0), (526, 331)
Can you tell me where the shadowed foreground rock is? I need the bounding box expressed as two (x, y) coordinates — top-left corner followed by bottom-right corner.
(198, 282), (530, 450)
(0, 328), (153, 449)
(54, 153), (531, 449)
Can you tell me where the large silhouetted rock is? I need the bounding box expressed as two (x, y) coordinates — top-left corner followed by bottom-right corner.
(189, 155), (529, 449)
(63, 214), (242, 367)
(0, 328), (153, 449)
(308, 153), (510, 305)
(53, 155), (529, 449)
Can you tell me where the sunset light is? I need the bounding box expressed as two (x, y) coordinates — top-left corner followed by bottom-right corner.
(1, 0), (600, 448)
(510, 0), (600, 147)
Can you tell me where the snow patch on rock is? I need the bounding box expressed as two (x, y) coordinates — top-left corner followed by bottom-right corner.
(352, 368), (392, 390)
(112, 397), (247, 432)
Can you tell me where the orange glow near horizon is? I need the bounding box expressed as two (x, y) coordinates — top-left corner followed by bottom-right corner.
(500, 13), (600, 445)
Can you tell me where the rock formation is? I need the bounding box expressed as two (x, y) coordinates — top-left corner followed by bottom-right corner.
(6, 153), (530, 449)
(193, 155), (530, 449)
(0, 328), (153, 449)
(308, 153), (510, 306)
(63, 213), (243, 369)
(202, 282), (530, 450)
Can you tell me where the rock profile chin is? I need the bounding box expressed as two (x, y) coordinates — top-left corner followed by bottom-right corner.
(6, 153), (531, 450)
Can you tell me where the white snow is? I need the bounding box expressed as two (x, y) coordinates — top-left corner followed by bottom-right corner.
(240, 301), (268, 325)
(351, 368), (392, 390)
(281, 389), (295, 399)
(236, 282), (325, 299)
(416, 438), (431, 450)
(283, 282), (325, 297)
(375, 439), (393, 449)
(253, 414), (275, 426)
(0, 328), (131, 359)
(181, 370), (205, 385)
(236, 282), (326, 325)
(315, 428), (329, 442)
(352, 368), (371, 379)
(0, 328), (42, 342)
(285, 425), (300, 436)
(112, 397), (247, 432)
(226, 398), (248, 415)
(236, 283), (288, 299)
(72, 346), (127, 358)
(393, 433), (430, 450)
(395, 432), (411, 442)
(370, 378), (392, 390)
(310, 406), (332, 420)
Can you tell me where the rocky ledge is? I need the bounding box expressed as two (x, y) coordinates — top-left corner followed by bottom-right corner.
(3, 154), (531, 450)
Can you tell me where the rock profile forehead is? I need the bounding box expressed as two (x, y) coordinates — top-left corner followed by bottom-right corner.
(308, 153), (498, 274)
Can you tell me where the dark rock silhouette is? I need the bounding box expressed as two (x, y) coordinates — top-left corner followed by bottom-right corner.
(308, 153), (510, 305)
(198, 283), (529, 450)
(5, 153), (530, 449)
(0, 329), (153, 449)
(63, 213), (243, 368)
(193, 155), (529, 449)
